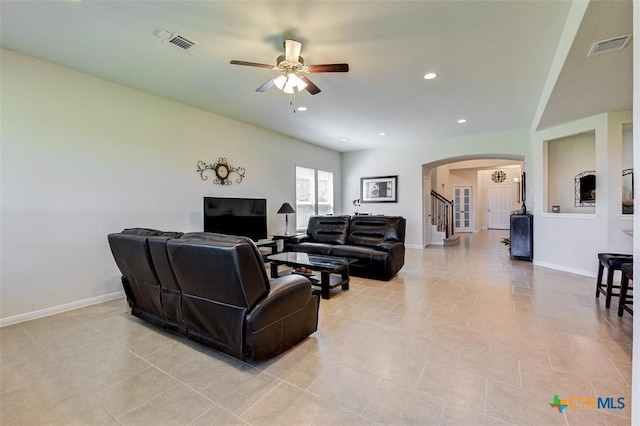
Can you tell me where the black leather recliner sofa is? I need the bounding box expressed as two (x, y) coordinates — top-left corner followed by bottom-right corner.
(287, 215), (406, 281)
(108, 228), (320, 361)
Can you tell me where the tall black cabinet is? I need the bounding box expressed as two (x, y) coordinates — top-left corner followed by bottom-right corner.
(510, 214), (533, 261)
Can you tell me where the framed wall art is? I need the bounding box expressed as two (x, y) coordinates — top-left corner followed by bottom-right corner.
(360, 175), (398, 203)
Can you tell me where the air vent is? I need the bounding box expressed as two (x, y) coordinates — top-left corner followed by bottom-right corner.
(587, 34), (632, 57)
(166, 33), (199, 52)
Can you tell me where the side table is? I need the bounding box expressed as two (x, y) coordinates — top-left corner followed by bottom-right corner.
(254, 239), (278, 261)
(271, 233), (304, 252)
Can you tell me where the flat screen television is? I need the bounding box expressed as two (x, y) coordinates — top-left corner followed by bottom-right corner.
(203, 197), (267, 241)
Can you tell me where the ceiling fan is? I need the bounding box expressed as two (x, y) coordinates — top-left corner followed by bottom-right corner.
(230, 39), (349, 97)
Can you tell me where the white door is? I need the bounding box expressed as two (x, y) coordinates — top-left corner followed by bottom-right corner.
(487, 187), (511, 229)
(454, 186), (473, 232)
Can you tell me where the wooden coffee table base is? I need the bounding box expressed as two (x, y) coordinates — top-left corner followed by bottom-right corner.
(310, 269), (350, 299)
(267, 253), (353, 300)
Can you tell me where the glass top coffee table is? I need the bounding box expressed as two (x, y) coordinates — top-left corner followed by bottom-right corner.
(266, 252), (356, 299)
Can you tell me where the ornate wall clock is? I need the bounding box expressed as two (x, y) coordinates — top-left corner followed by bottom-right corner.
(196, 158), (245, 185)
(491, 170), (506, 183)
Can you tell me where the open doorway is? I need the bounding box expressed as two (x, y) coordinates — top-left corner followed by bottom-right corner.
(423, 156), (524, 246)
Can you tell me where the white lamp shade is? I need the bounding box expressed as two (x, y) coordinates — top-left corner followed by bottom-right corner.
(274, 73), (307, 94)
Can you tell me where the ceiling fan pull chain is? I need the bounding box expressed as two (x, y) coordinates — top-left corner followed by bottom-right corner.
(291, 92), (296, 113)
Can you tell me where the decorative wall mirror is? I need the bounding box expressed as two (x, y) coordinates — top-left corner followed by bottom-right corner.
(622, 168), (633, 214)
(575, 171), (596, 207)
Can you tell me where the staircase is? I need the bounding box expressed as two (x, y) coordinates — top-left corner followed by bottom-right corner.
(430, 190), (459, 246)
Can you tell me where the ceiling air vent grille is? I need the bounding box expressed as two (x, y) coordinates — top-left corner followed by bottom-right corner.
(587, 34), (632, 57)
(153, 30), (200, 52)
(166, 33), (199, 52)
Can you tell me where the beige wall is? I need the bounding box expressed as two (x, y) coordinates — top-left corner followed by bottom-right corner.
(546, 131), (596, 214)
(533, 111), (633, 276)
(0, 49), (341, 324)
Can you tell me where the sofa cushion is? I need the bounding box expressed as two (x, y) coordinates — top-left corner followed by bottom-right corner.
(169, 237), (270, 307)
(167, 237), (271, 358)
(293, 242), (334, 256)
(331, 245), (390, 264)
(147, 236), (186, 334)
(306, 215), (350, 245)
(181, 232), (269, 287)
(347, 216), (405, 247)
(107, 233), (164, 321)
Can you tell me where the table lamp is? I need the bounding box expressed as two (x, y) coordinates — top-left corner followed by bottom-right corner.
(277, 202), (296, 235)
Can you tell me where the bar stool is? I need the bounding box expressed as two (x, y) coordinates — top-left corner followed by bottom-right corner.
(596, 253), (633, 309)
(618, 262), (634, 317)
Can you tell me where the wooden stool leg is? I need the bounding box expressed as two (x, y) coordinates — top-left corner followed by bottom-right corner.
(605, 266), (616, 309)
(618, 273), (629, 317)
(596, 263), (604, 297)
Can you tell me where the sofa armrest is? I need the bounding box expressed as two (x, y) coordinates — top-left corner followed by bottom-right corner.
(376, 241), (405, 257)
(289, 234), (311, 244)
(246, 275), (315, 332)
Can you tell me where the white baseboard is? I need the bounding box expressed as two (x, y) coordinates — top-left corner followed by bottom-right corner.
(405, 244), (424, 250)
(0, 291), (125, 328)
(533, 260), (596, 278)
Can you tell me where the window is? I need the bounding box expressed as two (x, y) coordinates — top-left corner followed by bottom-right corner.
(296, 166), (333, 229)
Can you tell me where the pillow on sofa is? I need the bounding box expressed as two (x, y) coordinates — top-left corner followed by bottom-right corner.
(307, 215), (350, 245)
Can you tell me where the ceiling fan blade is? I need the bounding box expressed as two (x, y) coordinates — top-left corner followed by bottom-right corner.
(284, 39), (302, 63)
(230, 60), (275, 69)
(307, 63), (349, 73)
(255, 76), (278, 92)
(299, 75), (321, 95)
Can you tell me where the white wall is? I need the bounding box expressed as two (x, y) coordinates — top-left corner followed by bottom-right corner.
(532, 111), (633, 276)
(0, 49), (341, 324)
(607, 111), (634, 253)
(341, 129), (530, 248)
(631, 4), (639, 422)
(622, 123), (633, 170)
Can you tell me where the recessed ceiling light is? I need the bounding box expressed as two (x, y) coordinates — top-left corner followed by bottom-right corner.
(340, 138), (348, 142)
(457, 119), (467, 124)
(296, 106), (308, 112)
(423, 72), (438, 80)
(378, 132), (386, 136)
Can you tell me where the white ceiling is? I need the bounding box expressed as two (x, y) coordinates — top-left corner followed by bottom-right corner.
(0, 1), (632, 153)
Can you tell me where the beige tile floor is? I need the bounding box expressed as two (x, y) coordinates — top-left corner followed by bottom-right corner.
(0, 230), (633, 425)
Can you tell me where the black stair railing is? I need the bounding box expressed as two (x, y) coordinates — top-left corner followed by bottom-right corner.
(430, 190), (454, 239)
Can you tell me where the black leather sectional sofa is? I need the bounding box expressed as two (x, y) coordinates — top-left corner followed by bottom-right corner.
(288, 215), (406, 281)
(108, 228), (319, 361)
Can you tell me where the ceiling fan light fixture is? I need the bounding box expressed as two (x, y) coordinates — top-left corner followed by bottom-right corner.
(273, 75), (286, 90)
(231, 38), (348, 101)
(274, 73), (307, 94)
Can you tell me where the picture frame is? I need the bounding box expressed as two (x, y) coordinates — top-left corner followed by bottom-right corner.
(360, 175), (398, 203)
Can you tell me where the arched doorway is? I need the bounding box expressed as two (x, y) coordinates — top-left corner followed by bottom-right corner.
(422, 154), (525, 247)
